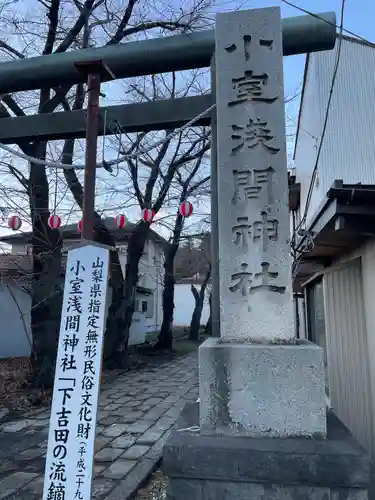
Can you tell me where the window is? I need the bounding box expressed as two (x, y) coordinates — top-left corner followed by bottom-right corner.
(306, 279), (329, 397)
(141, 300), (148, 313)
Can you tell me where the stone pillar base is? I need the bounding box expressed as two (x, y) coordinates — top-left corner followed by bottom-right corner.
(199, 337), (327, 437)
(163, 403), (370, 500)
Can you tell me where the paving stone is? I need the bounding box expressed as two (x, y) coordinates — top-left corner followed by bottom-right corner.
(0, 408), (9, 422)
(0, 472), (38, 500)
(0, 460), (17, 474)
(110, 436), (136, 449)
(95, 447), (124, 463)
(164, 406), (185, 418)
(122, 445), (150, 460)
(99, 416), (119, 426)
(2, 420), (31, 433)
(95, 436), (113, 453)
(102, 424), (131, 438)
(29, 419), (49, 429)
(102, 457), (159, 500)
(143, 407), (167, 420)
(154, 417), (176, 432)
(144, 398), (164, 406)
(127, 421), (152, 434)
(92, 478), (116, 500)
(94, 465), (108, 477)
(103, 459), (137, 479)
(123, 400), (142, 408)
(137, 429), (165, 445)
(103, 403), (123, 411)
(146, 433), (171, 460)
(22, 474), (44, 495)
(19, 448), (45, 460)
(121, 411), (145, 423)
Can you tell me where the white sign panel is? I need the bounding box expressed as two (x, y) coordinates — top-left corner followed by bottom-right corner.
(43, 244), (110, 500)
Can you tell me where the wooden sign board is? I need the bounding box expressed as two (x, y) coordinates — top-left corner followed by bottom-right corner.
(43, 243), (110, 500)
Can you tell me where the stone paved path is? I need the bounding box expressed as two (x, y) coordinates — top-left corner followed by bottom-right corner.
(0, 352), (198, 500)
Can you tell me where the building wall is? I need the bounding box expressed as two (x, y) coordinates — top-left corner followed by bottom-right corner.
(293, 55), (322, 226)
(322, 259), (374, 455)
(117, 239), (163, 339)
(294, 39), (375, 226)
(0, 280), (32, 358)
(173, 284), (210, 327)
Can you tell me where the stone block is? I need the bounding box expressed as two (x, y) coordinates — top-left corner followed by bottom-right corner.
(102, 424), (131, 438)
(102, 460), (137, 479)
(163, 403), (370, 500)
(122, 445), (150, 459)
(95, 447), (124, 462)
(0, 472), (38, 500)
(110, 436), (136, 449)
(199, 338), (326, 437)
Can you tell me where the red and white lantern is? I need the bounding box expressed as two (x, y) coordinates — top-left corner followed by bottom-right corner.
(142, 208), (155, 223)
(77, 219), (83, 233)
(115, 214), (126, 229)
(8, 215), (22, 231)
(179, 201), (193, 218)
(48, 214), (61, 230)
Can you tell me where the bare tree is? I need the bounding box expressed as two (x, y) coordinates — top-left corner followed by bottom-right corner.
(0, 0), (212, 388)
(154, 144), (210, 350)
(189, 262), (211, 341)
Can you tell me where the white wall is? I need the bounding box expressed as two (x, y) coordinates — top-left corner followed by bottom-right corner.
(173, 283), (210, 327)
(0, 281), (32, 358)
(117, 239), (163, 340)
(294, 55), (322, 226)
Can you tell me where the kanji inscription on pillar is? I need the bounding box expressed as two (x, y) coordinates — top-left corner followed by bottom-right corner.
(215, 7), (294, 342)
(43, 244), (110, 500)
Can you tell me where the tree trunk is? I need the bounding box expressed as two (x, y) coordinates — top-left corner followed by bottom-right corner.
(121, 221), (150, 353)
(29, 143), (63, 390)
(92, 222), (127, 367)
(205, 292), (212, 335)
(189, 285), (202, 341)
(154, 245), (177, 350)
(61, 140), (127, 368)
(189, 264), (211, 341)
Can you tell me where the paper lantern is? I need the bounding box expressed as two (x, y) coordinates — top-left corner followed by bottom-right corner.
(143, 208), (155, 223)
(179, 201), (193, 218)
(77, 219), (83, 232)
(115, 214), (126, 229)
(48, 214), (61, 229)
(8, 215), (22, 231)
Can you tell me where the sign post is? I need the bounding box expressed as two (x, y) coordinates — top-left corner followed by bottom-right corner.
(43, 243), (110, 500)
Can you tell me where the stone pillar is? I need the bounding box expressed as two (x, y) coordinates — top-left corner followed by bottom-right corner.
(199, 6), (326, 439)
(163, 7), (370, 499)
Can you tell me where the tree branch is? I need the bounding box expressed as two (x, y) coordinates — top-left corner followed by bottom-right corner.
(106, 0), (138, 45)
(55, 0), (95, 53)
(43, 0), (60, 55)
(0, 40), (25, 59)
(120, 20), (190, 39)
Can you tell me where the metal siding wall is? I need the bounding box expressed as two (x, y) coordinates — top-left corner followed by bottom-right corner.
(323, 259), (373, 453)
(294, 56), (322, 225)
(314, 39), (375, 195)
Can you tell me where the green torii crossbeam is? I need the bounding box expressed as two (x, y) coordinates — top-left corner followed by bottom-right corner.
(0, 11), (336, 95)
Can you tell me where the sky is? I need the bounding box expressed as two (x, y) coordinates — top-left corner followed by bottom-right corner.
(0, 0), (374, 244)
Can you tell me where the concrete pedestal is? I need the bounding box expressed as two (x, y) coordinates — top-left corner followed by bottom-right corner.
(199, 338), (326, 437)
(163, 403), (370, 500)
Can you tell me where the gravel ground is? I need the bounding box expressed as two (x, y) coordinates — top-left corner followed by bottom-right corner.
(136, 470), (168, 500)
